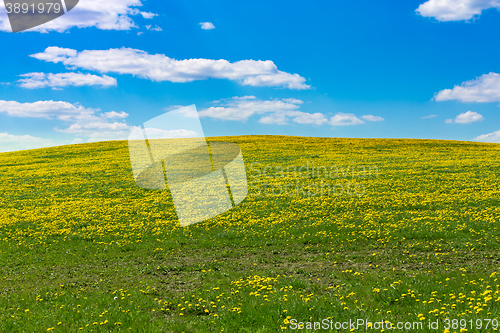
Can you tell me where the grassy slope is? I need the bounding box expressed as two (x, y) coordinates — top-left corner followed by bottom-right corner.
(1, 135), (500, 332)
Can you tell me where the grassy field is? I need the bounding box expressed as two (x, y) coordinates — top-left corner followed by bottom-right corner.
(1, 135), (500, 332)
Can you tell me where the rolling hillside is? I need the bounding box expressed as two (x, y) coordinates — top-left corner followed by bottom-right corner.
(1, 136), (500, 332)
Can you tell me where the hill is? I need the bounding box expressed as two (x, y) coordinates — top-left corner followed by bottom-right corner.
(1, 136), (500, 332)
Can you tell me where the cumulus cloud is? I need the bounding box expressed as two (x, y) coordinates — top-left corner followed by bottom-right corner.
(87, 131), (133, 142)
(57, 121), (130, 133)
(259, 111), (328, 126)
(0, 0), (149, 32)
(434, 73), (500, 103)
(102, 111), (128, 119)
(142, 128), (198, 139)
(54, 115), (131, 136)
(30, 47), (310, 90)
(361, 114), (384, 122)
(330, 113), (365, 126)
(145, 24), (162, 31)
(475, 130), (500, 142)
(198, 97), (380, 127)
(199, 96), (327, 125)
(286, 112), (329, 125)
(200, 22), (215, 30)
(445, 111), (484, 124)
(56, 122), (133, 143)
(199, 96), (299, 122)
(165, 105), (199, 118)
(0, 132), (57, 152)
(0, 100), (94, 119)
(17, 72), (117, 89)
(416, 0), (500, 21)
(0, 99), (131, 140)
(141, 12), (157, 19)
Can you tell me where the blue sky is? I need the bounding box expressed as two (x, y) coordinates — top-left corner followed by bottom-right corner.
(2, 0), (500, 152)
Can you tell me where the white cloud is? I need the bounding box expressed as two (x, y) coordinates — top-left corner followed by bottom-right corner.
(30, 47), (310, 90)
(434, 73), (500, 103)
(198, 97), (376, 127)
(143, 128), (198, 139)
(33, 47), (78, 63)
(257, 114), (289, 125)
(422, 114), (438, 119)
(0, 0), (148, 32)
(361, 114), (384, 122)
(87, 131), (133, 142)
(0, 100), (94, 119)
(103, 111), (128, 119)
(200, 22), (215, 30)
(141, 12), (157, 19)
(145, 24), (162, 31)
(330, 113), (365, 126)
(259, 111), (328, 126)
(57, 121), (130, 133)
(416, 0), (500, 21)
(54, 112), (131, 136)
(167, 105), (199, 118)
(199, 96), (300, 122)
(0, 99), (131, 141)
(199, 96), (327, 125)
(18, 72), (117, 89)
(288, 112), (329, 125)
(445, 111), (484, 124)
(199, 96), (320, 124)
(475, 130), (500, 142)
(282, 98), (303, 104)
(0, 132), (57, 152)
(56, 122), (133, 143)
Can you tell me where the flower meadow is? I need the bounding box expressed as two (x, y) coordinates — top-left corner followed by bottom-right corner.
(1, 135), (500, 332)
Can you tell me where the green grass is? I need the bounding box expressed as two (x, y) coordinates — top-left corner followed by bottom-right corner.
(1, 135), (500, 332)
